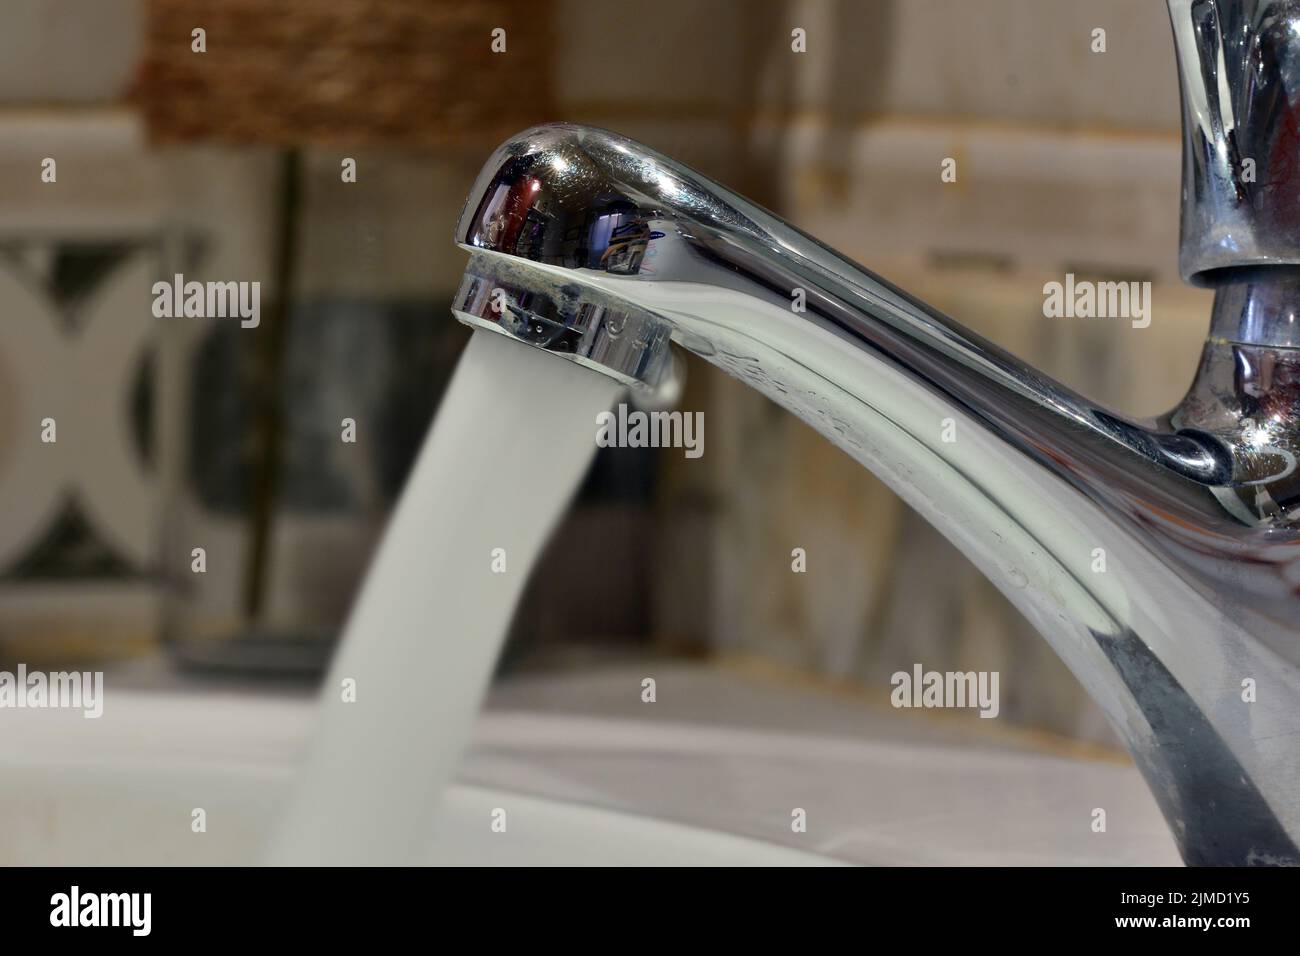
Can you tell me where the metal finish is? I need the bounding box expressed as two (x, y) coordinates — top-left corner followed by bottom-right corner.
(1171, 0), (1300, 288)
(451, 3), (1300, 865)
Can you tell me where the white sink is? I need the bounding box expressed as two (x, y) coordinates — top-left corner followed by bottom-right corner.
(0, 668), (1181, 865)
(0, 692), (836, 866)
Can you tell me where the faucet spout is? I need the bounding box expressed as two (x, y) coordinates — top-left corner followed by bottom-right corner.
(452, 68), (1300, 864)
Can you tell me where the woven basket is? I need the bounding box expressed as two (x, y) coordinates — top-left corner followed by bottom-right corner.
(131, 0), (553, 150)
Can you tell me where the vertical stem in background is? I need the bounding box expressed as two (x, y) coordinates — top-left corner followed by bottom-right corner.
(242, 148), (302, 620)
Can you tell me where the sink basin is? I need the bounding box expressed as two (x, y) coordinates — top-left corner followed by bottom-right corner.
(0, 691), (836, 866)
(2, 764), (836, 867)
(0, 666), (1181, 865)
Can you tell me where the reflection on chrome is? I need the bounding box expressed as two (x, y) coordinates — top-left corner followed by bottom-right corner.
(451, 0), (1300, 865)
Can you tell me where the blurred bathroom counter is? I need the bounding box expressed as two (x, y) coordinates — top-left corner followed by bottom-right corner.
(471, 661), (1180, 866)
(488, 658), (1095, 753)
(37, 656), (1180, 865)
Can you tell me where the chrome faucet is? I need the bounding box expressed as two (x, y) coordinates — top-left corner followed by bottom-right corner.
(451, 0), (1300, 865)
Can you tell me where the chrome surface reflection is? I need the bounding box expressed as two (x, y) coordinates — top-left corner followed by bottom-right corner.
(451, 3), (1300, 866)
(1171, 0), (1300, 289)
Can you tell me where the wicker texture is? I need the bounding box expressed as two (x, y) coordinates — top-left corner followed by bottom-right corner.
(132, 0), (552, 149)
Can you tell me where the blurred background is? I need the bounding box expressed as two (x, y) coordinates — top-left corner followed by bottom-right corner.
(0, 0), (1209, 862)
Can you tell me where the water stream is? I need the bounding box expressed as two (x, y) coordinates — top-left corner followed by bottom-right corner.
(267, 329), (622, 864)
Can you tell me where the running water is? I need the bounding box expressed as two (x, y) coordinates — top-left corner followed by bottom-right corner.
(267, 329), (623, 865)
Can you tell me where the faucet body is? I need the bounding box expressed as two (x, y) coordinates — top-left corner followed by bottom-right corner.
(452, 1), (1300, 865)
